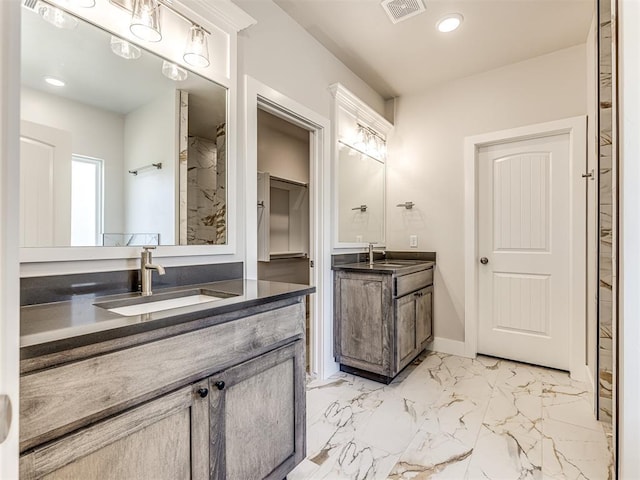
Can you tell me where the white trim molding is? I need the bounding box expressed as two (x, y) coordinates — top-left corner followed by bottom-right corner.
(428, 337), (468, 358)
(180, 0), (257, 32)
(0, 0), (21, 475)
(464, 116), (588, 381)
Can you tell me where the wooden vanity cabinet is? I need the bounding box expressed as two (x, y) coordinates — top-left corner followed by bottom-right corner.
(20, 300), (307, 480)
(334, 266), (434, 383)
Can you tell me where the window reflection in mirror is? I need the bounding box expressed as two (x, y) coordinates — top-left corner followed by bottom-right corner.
(20, 5), (228, 247)
(337, 143), (385, 244)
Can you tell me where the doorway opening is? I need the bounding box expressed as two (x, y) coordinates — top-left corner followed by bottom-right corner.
(256, 109), (313, 372)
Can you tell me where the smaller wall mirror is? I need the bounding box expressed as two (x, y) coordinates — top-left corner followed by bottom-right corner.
(337, 143), (385, 243)
(330, 83), (392, 249)
(20, 2), (228, 249)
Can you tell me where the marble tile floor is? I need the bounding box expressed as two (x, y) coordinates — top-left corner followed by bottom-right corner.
(289, 352), (614, 480)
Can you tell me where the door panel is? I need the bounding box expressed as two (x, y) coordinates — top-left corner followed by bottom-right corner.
(20, 121), (72, 247)
(20, 386), (198, 480)
(478, 134), (570, 370)
(210, 341), (305, 480)
(396, 294), (416, 366)
(416, 286), (433, 345)
(339, 277), (384, 366)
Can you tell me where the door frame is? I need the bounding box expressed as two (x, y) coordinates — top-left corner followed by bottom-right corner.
(464, 116), (587, 381)
(244, 76), (335, 379)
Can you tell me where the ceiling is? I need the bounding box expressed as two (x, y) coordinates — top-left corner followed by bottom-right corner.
(273, 0), (595, 99)
(21, 6), (227, 136)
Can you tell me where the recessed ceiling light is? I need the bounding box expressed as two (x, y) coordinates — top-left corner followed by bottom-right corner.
(44, 77), (65, 87)
(436, 13), (463, 33)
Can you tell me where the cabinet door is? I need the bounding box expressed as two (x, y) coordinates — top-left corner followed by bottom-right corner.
(335, 273), (392, 374)
(396, 293), (417, 369)
(20, 385), (207, 480)
(210, 341), (305, 480)
(416, 286), (434, 346)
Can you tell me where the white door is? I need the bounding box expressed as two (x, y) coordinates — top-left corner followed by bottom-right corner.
(20, 120), (72, 247)
(478, 133), (571, 370)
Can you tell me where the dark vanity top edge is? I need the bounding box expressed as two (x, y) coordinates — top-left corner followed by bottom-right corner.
(20, 262), (244, 306)
(332, 251), (436, 275)
(332, 251), (436, 267)
(20, 279), (314, 360)
(332, 260), (435, 275)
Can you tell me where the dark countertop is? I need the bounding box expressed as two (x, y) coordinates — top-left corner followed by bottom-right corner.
(331, 259), (435, 275)
(21, 279), (314, 359)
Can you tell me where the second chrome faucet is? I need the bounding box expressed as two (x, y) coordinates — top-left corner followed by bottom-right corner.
(141, 246), (166, 296)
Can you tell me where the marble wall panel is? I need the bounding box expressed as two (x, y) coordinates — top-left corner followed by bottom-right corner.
(185, 124), (226, 245)
(597, 0), (615, 425)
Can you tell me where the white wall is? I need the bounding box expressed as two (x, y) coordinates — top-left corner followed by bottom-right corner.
(123, 89), (178, 245)
(619, 0), (640, 476)
(235, 0), (385, 121)
(386, 45), (588, 341)
(20, 87), (126, 235)
(257, 109), (309, 184)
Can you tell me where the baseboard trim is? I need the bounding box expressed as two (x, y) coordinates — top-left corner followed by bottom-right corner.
(428, 337), (469, 357)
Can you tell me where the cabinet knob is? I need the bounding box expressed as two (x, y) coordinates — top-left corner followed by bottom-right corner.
(197, 387), (209, 398)
(214, 381), (225, 390)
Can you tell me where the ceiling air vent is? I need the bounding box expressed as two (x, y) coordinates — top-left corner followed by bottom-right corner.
(22, 0), (39, 12)
(381, 0), (426, 24)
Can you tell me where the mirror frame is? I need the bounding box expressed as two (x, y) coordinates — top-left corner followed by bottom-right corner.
(20, 0), (239, 263)
(330, 83), (392, 250)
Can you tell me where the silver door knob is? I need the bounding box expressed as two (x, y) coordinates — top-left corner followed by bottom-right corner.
(480, 257), (489, 265)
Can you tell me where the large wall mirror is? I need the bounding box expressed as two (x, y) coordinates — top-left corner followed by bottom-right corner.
(20, 2), (228, 251)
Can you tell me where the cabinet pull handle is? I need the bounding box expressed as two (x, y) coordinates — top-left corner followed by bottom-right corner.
(197, 387), (209, 398)
(214, 381), (226, 390)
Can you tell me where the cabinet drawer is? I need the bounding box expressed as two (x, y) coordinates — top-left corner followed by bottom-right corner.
(395, 268), (433, 297)
(20, 302), (305, 452)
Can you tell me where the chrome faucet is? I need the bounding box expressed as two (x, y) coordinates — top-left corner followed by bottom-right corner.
(140, 246), (166, 296)
(368, 243), (375, 266)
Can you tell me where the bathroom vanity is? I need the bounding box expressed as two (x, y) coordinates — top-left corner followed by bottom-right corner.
(19, 279), (312, 480)
(333, 259), (434, 383)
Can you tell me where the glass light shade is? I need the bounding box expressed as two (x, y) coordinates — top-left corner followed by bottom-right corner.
(110, 36), (142, 60)
(352, 125), (367, 152)
(162, 61), (188, 81)
(130, 0), (162, 42)
(38, 5), (79, 29)
(183, 25), (210, 68)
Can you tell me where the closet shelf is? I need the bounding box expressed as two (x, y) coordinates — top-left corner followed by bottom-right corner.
(270, 252), (308, 260)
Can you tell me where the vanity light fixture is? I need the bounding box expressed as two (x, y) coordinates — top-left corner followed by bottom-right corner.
(183, 24), (210, 68)
(112, 0), (213, 68)
(352, 123), (386, 160)
(110, 35), (142, 59)
(130, 0), (162, 42)
(161, 60), (188, 81)
(436, 13), (463, 33)
(38, 4), (79, 29)
(44, 76), (65, 87)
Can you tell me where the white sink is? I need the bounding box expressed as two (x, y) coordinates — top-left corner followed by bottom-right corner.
(107, 294), (224, 316)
